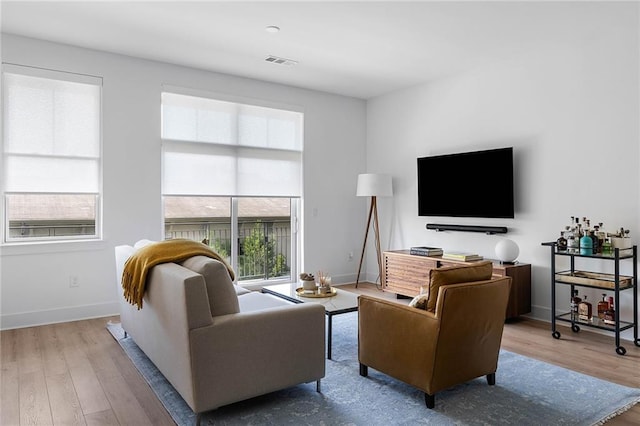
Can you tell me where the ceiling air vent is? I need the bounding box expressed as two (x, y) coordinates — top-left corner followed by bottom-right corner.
(265, 55), (298, 66)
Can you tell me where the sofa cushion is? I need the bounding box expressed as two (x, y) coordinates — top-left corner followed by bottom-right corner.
(180, 256), (240, 317)
(426, 261), (493, 312)
(408, 293), (429, 310)
(238, 291), (293, 313)
(235, 285), (251, 296)
(134, 239), (156, 250)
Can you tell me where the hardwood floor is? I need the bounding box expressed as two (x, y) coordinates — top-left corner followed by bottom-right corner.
(2, 283), (639, 425)
(1, 316), (174, 426)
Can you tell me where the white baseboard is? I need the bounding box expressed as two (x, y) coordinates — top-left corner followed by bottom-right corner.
(1, 301), (119, 330)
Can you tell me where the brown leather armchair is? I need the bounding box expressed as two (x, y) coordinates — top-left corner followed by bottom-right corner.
(358, 261), (511, 409)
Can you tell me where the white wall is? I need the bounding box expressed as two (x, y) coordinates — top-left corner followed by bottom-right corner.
(367, 5), (640, 333)
(0, 34), (367, 329)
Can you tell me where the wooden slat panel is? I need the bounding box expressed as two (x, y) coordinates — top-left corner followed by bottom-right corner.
(384, 251), (436, 296)
(57, 322), (111, 415)
(16, 327), (43, 375)
(79, 320), (120, 380)
(101, 320), (175, 426)
(84, 409), (120, 426)
(40, 324), (68, 377)
(97, 370), (154, 426)
(46, 372), (86, 426)
(19, 370), (53, 426)
(1, 329), (18, 364)
(1, 361), (20, 426)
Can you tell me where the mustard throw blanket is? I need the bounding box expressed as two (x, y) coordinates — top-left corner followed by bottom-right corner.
(122, 239), (235, 309)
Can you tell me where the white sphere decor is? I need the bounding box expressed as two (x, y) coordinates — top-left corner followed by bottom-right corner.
(495, 239), (519, 263)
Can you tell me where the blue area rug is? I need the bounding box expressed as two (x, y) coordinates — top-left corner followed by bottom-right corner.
(107, 312), (640, 425)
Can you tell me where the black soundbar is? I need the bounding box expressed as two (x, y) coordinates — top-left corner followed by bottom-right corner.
(426, 223), (508, 235)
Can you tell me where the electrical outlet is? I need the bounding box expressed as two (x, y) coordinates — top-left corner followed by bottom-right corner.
(348, 251), (354, 261)
(69, 275), (79, 288)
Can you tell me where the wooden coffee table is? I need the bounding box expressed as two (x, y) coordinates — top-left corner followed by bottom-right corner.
(261, 283), (359, 360)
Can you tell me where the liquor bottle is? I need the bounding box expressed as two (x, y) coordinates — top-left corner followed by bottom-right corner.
(597, 294), (609, 319)
(578, 295), (592, 321)
(567, 217), (575, 239)
(595, 223), (606, 251)
(580, 232), (593, 255)
(589, 230), (599, 254)
(556, 232), (568, 251)
(567, 236), (578, 253)
(571, 290), (582, 320)
(604, 296), (616, 325)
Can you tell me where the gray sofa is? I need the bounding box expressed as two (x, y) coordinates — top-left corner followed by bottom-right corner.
(114, 240), (325, 422)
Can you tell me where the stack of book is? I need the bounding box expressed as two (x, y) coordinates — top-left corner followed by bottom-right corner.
(442, 251), (484, 262)
(410, 246), (443, 256)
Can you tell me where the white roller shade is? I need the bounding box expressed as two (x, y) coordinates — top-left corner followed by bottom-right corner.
(162, 92), (302, 197)
(3, 66), (101, 194)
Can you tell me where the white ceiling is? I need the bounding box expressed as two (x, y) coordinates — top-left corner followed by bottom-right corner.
(0, 1), (623, 99)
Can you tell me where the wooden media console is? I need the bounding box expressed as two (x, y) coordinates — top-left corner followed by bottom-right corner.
(383, 249), (531, 319)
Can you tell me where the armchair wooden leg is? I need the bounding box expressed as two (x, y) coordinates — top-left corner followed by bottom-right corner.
(316, 379), (321, 393)
(359, 363), (368, 377)
(486, 373), (496, 386)
(425, 393), (435, 409)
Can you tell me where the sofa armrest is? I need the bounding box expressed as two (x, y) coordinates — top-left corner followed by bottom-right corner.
(119, 262), (214, 412)
(358, 295), (441, 390)
(189, 303), (325, 412)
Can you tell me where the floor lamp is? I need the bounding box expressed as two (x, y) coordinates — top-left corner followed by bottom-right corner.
(355, 173), (393, 288)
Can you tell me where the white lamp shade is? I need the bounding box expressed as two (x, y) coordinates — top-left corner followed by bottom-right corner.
(495, 239), (519, 263)
(356, 173), (393, 197)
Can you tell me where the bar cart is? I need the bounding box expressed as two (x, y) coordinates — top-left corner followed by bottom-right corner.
(541, 242), (638, 355)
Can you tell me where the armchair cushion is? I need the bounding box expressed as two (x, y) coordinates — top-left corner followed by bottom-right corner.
(426, 261), (493, 312)
(180, 256), (240, 317)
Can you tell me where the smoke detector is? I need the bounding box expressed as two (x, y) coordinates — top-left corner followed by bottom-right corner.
(265, 55), (298, 66)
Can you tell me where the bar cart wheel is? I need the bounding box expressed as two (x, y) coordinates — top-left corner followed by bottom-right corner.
(635, 339), (640, 347)
(571, 324), (580, 333)
(616, 346), (627, 356)
(552, 331), (561, 339)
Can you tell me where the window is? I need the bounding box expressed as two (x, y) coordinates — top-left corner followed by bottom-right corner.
(2, 64), (102, 242)
(161, 90), (302, 284)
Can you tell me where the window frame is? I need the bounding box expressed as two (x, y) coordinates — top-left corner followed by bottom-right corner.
(1, 63), (104, 245)
(162, 195), (300, 289)
(160, 87), (303, 287)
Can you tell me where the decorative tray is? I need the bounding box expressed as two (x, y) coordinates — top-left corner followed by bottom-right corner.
(555, 270), (633, 289)
(295, 287), (337, 298)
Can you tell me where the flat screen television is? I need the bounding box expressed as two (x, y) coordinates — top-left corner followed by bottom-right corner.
(417, 147), (514, 218)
